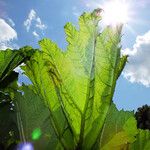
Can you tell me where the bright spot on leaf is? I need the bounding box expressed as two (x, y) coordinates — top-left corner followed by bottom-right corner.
(18, 142), (34, 150)
(32, 128), (41, 140)
(102, 0), (129, 26)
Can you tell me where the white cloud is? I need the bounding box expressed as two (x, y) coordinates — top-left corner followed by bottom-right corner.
(7, 18), (15, 27)
(32, 31), (40, 39)
(0, 42), (18, 50)
(24, 9), (47, 32)
(122, 31), (150, 87)
(24, 9), (36, 32)
(0, 18), (17, 42)
(0, 18), (17, 50)
(36, 17), (47, 30)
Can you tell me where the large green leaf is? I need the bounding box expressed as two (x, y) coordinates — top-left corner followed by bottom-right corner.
(14, 85), (74, 150)
(22, 10), (128, 149)
(97, 104), (138, 150)
(0, 46), (35, 82)
(0, 45), (36, 147)
(0, 46), (35, 99)
(21, 52), (75, 149)
(129, 129), (150, 150)
(0, 71), (19, 100)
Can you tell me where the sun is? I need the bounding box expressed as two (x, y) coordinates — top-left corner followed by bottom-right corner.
(102, 0), (130, 26)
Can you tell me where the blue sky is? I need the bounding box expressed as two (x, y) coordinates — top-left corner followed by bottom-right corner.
(0, 0), (150, 111)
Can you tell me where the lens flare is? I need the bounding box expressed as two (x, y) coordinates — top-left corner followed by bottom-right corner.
(32, 128), (41, 140)
(17, 142), (34, 150)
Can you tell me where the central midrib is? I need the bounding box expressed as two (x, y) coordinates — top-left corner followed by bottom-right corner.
(77, 26), (97, 149)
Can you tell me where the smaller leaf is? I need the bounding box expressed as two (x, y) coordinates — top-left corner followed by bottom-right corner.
(0, 46), (35, 82)
(101, 131), (130, 150)
(98, 104), (138, 150)
(123, 117), (138, 142)
(129, 129), (150, 150)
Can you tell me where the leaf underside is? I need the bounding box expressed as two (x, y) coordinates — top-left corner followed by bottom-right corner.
(21, 11), (129, 149)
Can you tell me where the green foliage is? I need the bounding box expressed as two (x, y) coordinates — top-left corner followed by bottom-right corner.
(99, 104), (138, 150)
(129, 129), (150, 150)
(0, 46), (35, 148)
(20, 10), (133, 149)
(0, 101), (18, 147)
(0, 9), (149, 150)
(0, 46), (35, 82)
(0, 46), (35, 99)
(14, 85), (71, 149)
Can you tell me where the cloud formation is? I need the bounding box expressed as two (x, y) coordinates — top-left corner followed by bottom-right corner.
(32, 31), (40, 39)
(24, 9), (47, 38)
(122, 31), (150, 87)
(35, 17), (46, 30)
(0, 18), (17, 49)
(0, 18), (17, 41)
(7, 18), (15, 27)
(24, 9), (36, 32)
